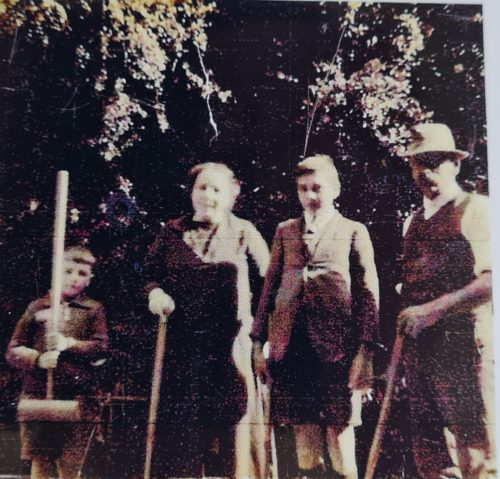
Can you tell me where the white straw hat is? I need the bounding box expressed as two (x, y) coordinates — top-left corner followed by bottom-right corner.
(400, 123), (469, 160)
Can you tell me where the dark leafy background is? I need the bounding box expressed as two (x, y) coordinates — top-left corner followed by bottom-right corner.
(0, 2), (488, 475)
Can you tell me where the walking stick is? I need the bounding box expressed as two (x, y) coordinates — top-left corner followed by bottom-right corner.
(364, 333), (404, 479)
(257, 377), (278, 479)
(144, 310), (169, 479)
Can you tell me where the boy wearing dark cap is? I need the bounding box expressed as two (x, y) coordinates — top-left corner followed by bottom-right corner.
(6, 246), (108, 479)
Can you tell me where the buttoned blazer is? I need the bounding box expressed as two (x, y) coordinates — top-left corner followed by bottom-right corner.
(251, 211), (379, 363)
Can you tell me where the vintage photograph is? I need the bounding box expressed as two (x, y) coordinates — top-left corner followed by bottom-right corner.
(0, 1), (496, 478)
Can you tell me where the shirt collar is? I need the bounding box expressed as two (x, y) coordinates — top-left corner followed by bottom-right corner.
(422, 183), (463, 219)
(304, 205), (337, 233)
(43, 292), (91, 309)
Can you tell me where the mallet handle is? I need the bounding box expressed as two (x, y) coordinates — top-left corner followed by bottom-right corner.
(47, 171), (69, 400)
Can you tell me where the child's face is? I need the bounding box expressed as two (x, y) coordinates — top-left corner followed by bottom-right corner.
(191, 168), (234, 223)
(62, 260), (92, 300)
(297, 171), (337, 214)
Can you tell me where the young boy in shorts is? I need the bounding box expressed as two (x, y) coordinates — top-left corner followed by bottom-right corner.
(6, 246), (108, 479)
(252, 155), (380, 478)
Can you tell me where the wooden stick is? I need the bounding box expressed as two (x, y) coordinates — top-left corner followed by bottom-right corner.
(257, 377), (278, 479)
(144, 311), (169, 479)
(364, 333), (404, 479)
(47, 170), (69, 400)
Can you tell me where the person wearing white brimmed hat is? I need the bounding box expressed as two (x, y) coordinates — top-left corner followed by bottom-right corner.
(402, 122), (469, 160)
(396, 123), (495, 478)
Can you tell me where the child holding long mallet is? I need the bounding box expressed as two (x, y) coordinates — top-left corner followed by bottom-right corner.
(6, 171), (108, 479)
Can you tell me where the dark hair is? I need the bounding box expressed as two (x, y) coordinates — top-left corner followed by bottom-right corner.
(64, 246), (96, 267)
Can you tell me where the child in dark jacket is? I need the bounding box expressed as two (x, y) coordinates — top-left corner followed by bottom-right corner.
(252, 155), (380, 478)
(6, 246), (108, 479)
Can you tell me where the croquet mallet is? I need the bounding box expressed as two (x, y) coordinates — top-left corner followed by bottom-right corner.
(17, 170), (81, 423)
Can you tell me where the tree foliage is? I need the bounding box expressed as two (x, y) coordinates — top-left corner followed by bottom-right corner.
(1, 0), (231, 161)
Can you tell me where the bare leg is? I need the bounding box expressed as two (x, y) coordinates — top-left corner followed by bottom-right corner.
(293, 424), (324, 472)
(55, 458), (82, 479)
(235, 415), (254, 478)
(233, 329), (256, 478)
(56, 432), (88, 479)
(31, 456), (52, 479)
(453, 434), (487, 479)
(325, 425), (358, 479)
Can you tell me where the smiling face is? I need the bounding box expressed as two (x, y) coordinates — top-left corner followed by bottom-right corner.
(409, 154), (460, 199)
(296, 171), (338, 215)
(62, 260), (92, 300)
(191, 168), (236, 223)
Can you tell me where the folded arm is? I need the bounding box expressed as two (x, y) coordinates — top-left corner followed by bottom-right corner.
(398, 271), (492, 339)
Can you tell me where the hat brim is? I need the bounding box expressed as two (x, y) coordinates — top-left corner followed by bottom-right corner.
(399, 148), (469, 161)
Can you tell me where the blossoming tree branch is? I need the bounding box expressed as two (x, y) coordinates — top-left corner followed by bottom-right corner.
(275, 2), (483, 159)
(0, 0), (231, 162)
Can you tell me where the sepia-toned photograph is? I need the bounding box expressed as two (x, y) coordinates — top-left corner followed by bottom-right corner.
(0, 1), (497, 478)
